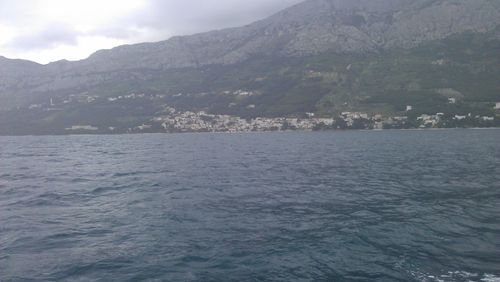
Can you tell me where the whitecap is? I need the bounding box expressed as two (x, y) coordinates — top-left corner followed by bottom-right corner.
(481, 274), (500, 282)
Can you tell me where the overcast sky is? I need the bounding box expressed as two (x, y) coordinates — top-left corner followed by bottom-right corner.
(0, 0), (303, 64)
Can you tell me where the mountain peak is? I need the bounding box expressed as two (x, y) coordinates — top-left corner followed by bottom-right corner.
(1, 0), (499, 113)
(74, 0), (500, 73)
(0, 56), (42, 71)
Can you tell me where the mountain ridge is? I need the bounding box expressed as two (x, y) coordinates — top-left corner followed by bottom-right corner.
(2, 0), (500, 70)
(0, 0), (499, 126)
(51, 0), (500, 71)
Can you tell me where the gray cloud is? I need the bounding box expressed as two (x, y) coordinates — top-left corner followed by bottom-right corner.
(95, 0), (305, 41)
(6, 24), (80, 51)
(0, 0), (305, 61)
(88, 26), (142, 40)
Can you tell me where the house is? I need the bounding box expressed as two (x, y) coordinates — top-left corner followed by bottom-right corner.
(448, 98), (457, 104)
(65, 125), (98, 131)
(406, 105), (413, 111)
(417, 114), (431, 121)
(136, 124), (152, 131)
(374, 122), (384, 130)
(29, 104), (42, 109)
(495, 102), (500, 110)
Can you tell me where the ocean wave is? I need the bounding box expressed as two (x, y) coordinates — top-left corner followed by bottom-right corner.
(409, 270), (500, 282)
(1, 131), (499, 281)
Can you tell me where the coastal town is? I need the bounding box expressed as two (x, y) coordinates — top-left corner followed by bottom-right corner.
(142, 107), (500, 133)
(149, 107), (335, 133)
(22, 92), (500, 134)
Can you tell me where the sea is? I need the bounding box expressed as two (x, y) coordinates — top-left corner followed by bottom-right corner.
(0, 129), (499, 282)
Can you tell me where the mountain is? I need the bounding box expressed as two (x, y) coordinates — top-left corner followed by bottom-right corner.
(1, 0), (500, 134)
(86, 0), (498, 67)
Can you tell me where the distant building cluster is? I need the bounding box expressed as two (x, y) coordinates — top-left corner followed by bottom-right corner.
(23, 92), (500, 134)
(65, 125), (98, 131)
(152, 107), (335, 133)
(107, 93), (166, 101)
(28, 92), (167, 110)
(221, 90), (260, 97)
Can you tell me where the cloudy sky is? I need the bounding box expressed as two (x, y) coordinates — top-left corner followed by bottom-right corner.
(0, 0), (303, 64)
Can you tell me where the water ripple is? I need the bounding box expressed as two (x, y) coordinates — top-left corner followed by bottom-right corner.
(0, 130), (499, 281)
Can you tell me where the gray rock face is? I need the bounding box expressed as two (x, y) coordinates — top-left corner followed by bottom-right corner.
(1, 0), (500, 109)
(77, 0), (499, 71)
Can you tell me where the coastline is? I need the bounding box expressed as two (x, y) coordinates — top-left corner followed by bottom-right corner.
(1, 126), (499, 137)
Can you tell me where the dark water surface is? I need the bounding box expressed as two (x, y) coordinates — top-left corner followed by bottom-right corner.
(1, 130), (499, 281)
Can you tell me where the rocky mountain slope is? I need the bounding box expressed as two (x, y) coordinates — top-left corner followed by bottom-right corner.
(49, 0), (500, 70)
(0, 0), (499, 134)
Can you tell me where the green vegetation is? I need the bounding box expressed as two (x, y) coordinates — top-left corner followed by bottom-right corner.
(125, 30), (499, 118)
(1, 30), (499, 135)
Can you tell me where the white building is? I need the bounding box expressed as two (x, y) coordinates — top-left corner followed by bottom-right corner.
(448, 98), (457, 104)
(495, 102), (500, 110)
(65, 125), (98, 131)
(406, 105), (413, 111)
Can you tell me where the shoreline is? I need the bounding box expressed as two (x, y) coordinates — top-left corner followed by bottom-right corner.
(1, 127), (499, 137)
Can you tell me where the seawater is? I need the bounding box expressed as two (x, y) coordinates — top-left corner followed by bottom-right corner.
(0, 130), (499, 281)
